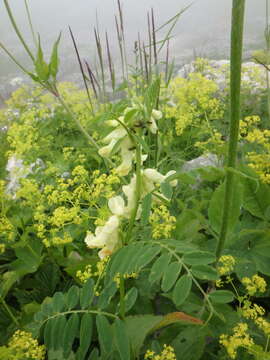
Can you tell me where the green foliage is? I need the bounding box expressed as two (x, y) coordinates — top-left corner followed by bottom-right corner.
(1, 1), (270, 359)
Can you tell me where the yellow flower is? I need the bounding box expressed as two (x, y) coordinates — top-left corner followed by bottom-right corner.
(242, 275), (266, 296)
(150, 205), (176, 239)
(217, 255), (236, 276)
(220, 323), (254, 359)
(7, 330), (46, 360)
(85, 215), (120, 259)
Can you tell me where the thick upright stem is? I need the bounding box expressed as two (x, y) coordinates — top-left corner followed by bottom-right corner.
(125, 144), (142, 244)
(216, 0), (246, 259)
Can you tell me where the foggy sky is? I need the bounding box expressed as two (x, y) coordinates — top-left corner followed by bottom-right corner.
(0, 0), (266, 79)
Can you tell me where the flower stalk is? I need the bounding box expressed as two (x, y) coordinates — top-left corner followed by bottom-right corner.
(216, 0), (246, 259)
(124, 143), (142, 244)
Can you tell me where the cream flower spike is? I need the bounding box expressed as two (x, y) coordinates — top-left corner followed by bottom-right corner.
(143, 168), (165, 184)
(102, 127), (127, 144)
(105, 119), (119, 127)
(165, 170), (178, 187)
(85, 215), (120, 259)
(152, 109), (163, 120)
(115, 137), (134, 176)
(108, 196), (125, 216)
(98, 139), (117, 158)
(149, 109), (163, 134)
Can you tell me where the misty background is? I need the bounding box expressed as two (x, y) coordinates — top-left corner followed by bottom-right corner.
(0, 0), (266, 97)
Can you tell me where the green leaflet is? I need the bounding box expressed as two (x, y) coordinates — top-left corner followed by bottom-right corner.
(149, 253), (172, 284)
(63, 313), (80, 358)
(182, 251), (216, 266)
(191, 265), (218, 281)
(76, 313), (93, 359)
(96, 314), (113, 355)
(208, 179), (243, 234)
(80, 279), (95, 310)
(208, 290), (235, 304)
(172, 274), (192, 306)
(124, 287), (138, 313)
(161, 261), (182, 292)
(49, 32), (61, 79)
(66, 286), (80, 310)
(114, 319), (131, 360)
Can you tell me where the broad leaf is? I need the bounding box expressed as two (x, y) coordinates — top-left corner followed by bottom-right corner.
(172, 274), (192, 306)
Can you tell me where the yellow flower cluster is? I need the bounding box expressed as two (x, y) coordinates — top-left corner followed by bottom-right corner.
(144, 345), (176, 360)
(239, 116), (270, 184)
(113, 272), (138, 288)
(150, 205), (176, 239)
(76, 257), (109, 283)
(242, 275), (266, 296)
(220, 323), (254, 359)
(165, 73), (224, 136)
(241, 300), (265, 320)
(0, 216), (15, 242)
(77, 265), (93, 283)
(217, 255), (236, 276)
(20, 166), (119, 248)
(7, 330), (46, 360)
(0, 244), (6, 254)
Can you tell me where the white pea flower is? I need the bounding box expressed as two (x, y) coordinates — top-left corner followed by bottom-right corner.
(102, 127), (127, 144)
(98, 139), (117, 158)
(151, 109), (163, 120)
(148, 109), (162, 134)
(115, 137), (134, 176)
(105, 119), (119, 127)
(149, 117), (158, 134)
(143, 168), (165, 184)
(108, 196), (125, 216)
(165, 170), (178, 187)
(85, 215), (120, 259)
(122, 175), (137, 217)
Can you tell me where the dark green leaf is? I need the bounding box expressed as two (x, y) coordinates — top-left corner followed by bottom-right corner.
(209, 290), (234, 304)
(182, 251), (216, 266)
(35, 36), (50, 81)
(141, 193), (152, 226)
(52, 316), (67, 350)
(208, 180), (243, 234)
(44, 318), (54, 349)
(77, 313), (93, 359)
(96, 315), (113, 355)
(80, 279), (94, 309)
(52, 292), (66, 313)
(49, 32), (61, 79)
(66, 286), (80, 310)
(191, 265), (218, 281)
(160, 182), (173, 199)
(149, 253), (172, 284)
(63, 313), (80, 357)
(98, 282), (117, 310)
(161, 261), (182, 292)
(172, 274), (192, 306)
(124, 287), (138, 313)
(114, 319), (130, 360)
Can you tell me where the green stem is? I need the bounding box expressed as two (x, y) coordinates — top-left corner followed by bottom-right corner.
(24, 0), (38, 47)
(265, 0), (270, 122)
(125, 144), (142, 244)
(119, 275), (125, 319)
(0, 42), (30, 75)
(216, 0), (246, 260)
(41, 309), (118, 328)
(4, 0), (35, 62)
(0, 296), (19, 326)
(56, 94), (99, 151)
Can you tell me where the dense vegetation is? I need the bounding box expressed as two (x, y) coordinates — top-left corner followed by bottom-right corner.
(1, 0), (270, 359)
